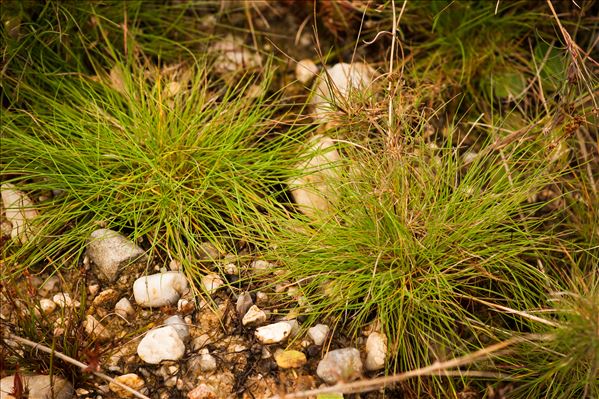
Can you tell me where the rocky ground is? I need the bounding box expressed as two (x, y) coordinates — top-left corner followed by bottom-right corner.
(0, 225), (392, 399)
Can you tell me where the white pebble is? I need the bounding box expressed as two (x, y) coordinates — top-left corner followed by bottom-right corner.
(84, 315), (111, 341)
(365, 332), (387, 371)
(133, 272), (188, 308)
(52, 292), (80, 308)
(115, 297), (135, 318)
(39, 298), (56, 315)
(316, 347), (363, 384)
(199, 351), (217, 372)
(295, 59), (319, 84)
(251, 260), (273, 271)
(308, 324), (330, 346)
(242, 305), (267, 326)
(201, 273), (224, 294)
(255, 322), (292, 344)
(137, 326), (185, 364)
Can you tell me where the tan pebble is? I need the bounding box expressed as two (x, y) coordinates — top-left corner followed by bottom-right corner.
(84, 315), (112, 341)
(188, 383), (217, 399)
(92, 288), (118, 307)
(39, 298), (56, 314)
(108, 373), (145, 398)
(274, 350), (307, 369)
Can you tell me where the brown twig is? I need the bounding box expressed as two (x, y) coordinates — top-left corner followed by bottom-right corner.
(269, 334), (551, 399)
(6, 333), (150, 399)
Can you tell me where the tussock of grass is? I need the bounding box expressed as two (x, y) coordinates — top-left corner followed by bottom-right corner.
(1, 55), (306, 283)
(249, 122), (565, 392)
(502, 272), (599, 398)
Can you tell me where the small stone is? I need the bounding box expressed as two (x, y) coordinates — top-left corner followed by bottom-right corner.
(84, 315), (112, 341)
(288, 135), (341, 218)
(199, 351), (217, 372)
(201, 273), (223, 294)
(177, 298), (195, 313)
(188, 383), (217, 399)
(52, 292), (80, 308)
(316, 347), (363, 384)
(133, 272), (188, 308)
(115, 297), (135, 318)
(223, 263), (238, 275)
(365, 332), (387, 371)
(87, 228), (146, 282)
(250, 260), (272, 271)
(169, 259), (182, 271)
(274, 350), (307, 369)
(242, 305), (267, 326)
(165, 315), (190, 341)
(137, 326), (186, 364)
(211, 35), (261, 75)
(308, 324), (330, 346)
(1, 183), (39, 243)
(108, 373), (145, 398)
(236, 291), (253, 318)
(88, 283), (100, 297)
(92, 288), (118, 307)
(312, 62), (377, 122)
(255, 291), (268, 306)
(199, 242), (221, 260)
(39, 298), (56, 315)
(295, 59), (319, 84)
(255, 321), (292, 344)
(0, 374), (73, 399)
(38, 275), (59, 297)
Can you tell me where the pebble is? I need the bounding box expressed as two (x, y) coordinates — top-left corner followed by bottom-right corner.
(52, 292), (80, 308)
(312, 62), (377, 121)
(115, 297), (135, 318)
(288, 135), (341, 218)
(0, 374), (73, 399)
(316, 347), (363, 384)
(38, 298), (56, 315)
(108, 373), (145, 398)
(255, 321), (292, 344)
(1, 183), (39, 243)
(211, 35), (261, 75)
(250, 259), (273, 271)
(92, 288), (118, 307)
(236, 291), (253, 318)
(223, 263), (238, 275)
(199, 242), (221, 260)
(84, 315), (112, 341)
(38, 275), (59, 297)
(198, 349), (218, 372)
(295, 59), (319, 84)
(133, 271), (188, 308)
(365, 331), (388, 371)
(274, 350), (307, 369)
(201, 273), (224, 294)
(308, 324), (330, 346)
(165, 315), (190, 341)
(87, 228), (146, 282)
(242, 305), (267, 326)
(137, 326), (186, 364)
(187, 383), (217, 399)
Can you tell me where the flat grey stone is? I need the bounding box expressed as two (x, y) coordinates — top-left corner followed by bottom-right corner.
(87, 229), (146, 282)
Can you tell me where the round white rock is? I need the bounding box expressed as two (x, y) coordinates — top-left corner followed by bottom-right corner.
(137, 326), (186, 364)
(133, 271), (188, 308)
